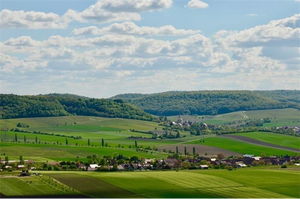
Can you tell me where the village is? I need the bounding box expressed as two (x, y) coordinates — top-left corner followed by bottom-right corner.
(1, 153), (299, 174)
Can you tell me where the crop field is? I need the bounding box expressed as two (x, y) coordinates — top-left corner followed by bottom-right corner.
(186, 136), (298, 156)
(42, 167), (299, 198)
(0, 175), (80, 197)
(231, 132), (300, 150)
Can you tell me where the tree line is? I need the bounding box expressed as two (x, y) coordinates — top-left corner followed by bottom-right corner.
(112, 90), (300, 116)
(0, 94), (155, 121)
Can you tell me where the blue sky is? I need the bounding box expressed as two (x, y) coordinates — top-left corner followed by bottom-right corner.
(0, 0), (299, 98)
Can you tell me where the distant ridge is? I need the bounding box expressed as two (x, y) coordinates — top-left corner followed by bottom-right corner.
(111, 90), (300, 116)
(0, 94), (155, 121)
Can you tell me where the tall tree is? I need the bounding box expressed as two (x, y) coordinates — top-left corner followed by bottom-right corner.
(23, 135), (26, 143)
(184, 146), (187, 156)
(176, 146), (178, 154)
(35, 136), (38, 143)
(15, 134), (18, 142)
(193, 147), (196, 156)
(135, 140), (138, 148)
(102, 138), (104, 147)
(66, 138), (68, 145)
(88, 139), (90, 146)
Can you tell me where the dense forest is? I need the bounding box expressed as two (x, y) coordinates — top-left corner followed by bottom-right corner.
(111, 90), (300, 116)
(0, 94), (155, 120)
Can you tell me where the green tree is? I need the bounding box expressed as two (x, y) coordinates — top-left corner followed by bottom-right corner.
(88, 139), (90, 146)
(184, 146), (187, 155)
(66, 138), (68, 145)
(135, 140), (138, 148)
(176, 146), (178, 154)
(35, 136), (38, 143)
(102, 138), (104, 147)
(176, 132), (180, 138)
(23, 135), (26, 143)
(15, 134), (18, 142)
(193, 147), (196, 156)
(5, 156), (8, 165)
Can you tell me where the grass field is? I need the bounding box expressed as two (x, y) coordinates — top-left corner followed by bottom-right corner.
(171, 108), (300, 127)
(235, 132), (300, 150)
(41, 166), (300, 198)
(186, 136), (298, 156)
(0, 175), (80, 197)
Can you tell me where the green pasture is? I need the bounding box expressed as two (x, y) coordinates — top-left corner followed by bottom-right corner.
(42, 167), (299, 198)
(0, 175), (79, 197)
(175, 108), (300, 127)
(0, 142), (169, 162)
(236, 132), (300, 150)
(186, 136), (298, 156)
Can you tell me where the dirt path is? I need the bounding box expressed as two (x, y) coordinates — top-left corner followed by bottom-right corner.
(220, 135), (300, 153)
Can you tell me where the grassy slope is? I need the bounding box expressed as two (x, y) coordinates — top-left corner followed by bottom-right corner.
(235, 132), (300, 150)
(187, 136), (297, 156)
(0, 176), (79, 197)
(170, 108), (300, 127)
(44, 167), (299, 198)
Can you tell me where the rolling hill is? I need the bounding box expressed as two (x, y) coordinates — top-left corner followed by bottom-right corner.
(111, 90), (300, 116)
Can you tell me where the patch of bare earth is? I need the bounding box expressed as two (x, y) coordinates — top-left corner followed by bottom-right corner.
(158, 144), (241, 157)
(221, 135), (300, 153)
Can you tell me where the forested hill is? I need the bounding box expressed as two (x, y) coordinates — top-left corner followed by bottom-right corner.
(111, 90), (300, 116)
(0, 94), (155, 121)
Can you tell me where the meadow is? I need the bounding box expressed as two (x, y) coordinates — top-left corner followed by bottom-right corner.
(235, 132), (300, 150)
(186, 136), (298, 156)
(1, 114), (299, 162)
(171, 108), (300, 127)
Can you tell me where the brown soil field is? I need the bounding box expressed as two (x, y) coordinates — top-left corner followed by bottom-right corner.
(158, 144), (241, 157)
(221, 135), (300, 153)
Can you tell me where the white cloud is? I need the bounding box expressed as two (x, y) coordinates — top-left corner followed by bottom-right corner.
(186, 0), (208, 9)
(247, 14), (258, 17)
(72, 22), (201, 36)
(0, 9), (67, 29)
(68, 0), (173, 24)
(214, 14), (300, 48)
(0, 0), (173, 29)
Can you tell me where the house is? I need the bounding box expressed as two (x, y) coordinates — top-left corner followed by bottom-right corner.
(17, 165), (25, 169)
(165, 158), (178, 168)
(200, 165), (209, 169)
(3, 166), (12, 169)
(243, 154), (254, 158)
(237, 163), (247, 168)
(144, 159), (154, 164)
(89, 164), (99, 169)
(117, 165), (124, 170)
(253, 156), (261, 161)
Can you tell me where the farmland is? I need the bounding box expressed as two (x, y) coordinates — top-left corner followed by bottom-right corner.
(186, 136), (298, 156)
(170, 108), (300, 127)
(42, 167), (300, 198)
(234, 132), (300, 150)
(0, 112), (300, 198)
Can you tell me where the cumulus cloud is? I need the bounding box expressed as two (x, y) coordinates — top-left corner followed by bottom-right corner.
(186, 0), (208, 9)
(72, 22), (200, 36)
(1, 0), (173, 29)
(1, 14), (299, 97)
(0, 9), (67, 29)
(215, 14), (300, 48)
(68, 0), (173, 24)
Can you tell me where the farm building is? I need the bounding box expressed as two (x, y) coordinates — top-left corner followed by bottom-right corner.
(200, 165), (209, 169)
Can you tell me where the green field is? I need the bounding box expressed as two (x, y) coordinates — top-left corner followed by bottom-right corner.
(171, 108), (300, 127)
(41, 167), (300, 198)
(0, 175), (80, 197)
(235, 132), (300, 150)
(186, 136), (297, 156)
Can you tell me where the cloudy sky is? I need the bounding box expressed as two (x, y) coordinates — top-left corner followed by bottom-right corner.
(0, 0), (299, 98)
